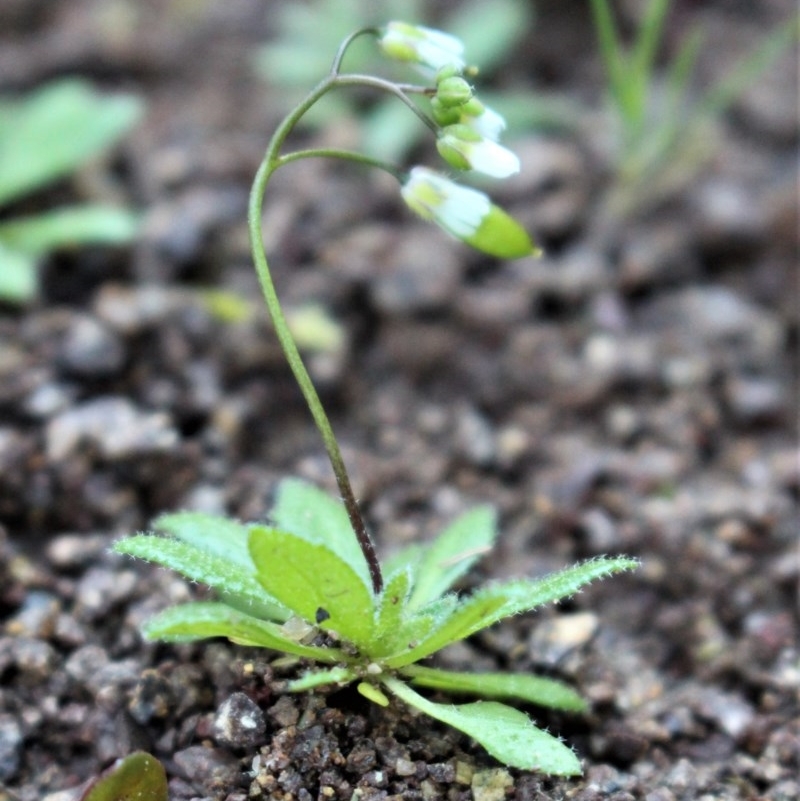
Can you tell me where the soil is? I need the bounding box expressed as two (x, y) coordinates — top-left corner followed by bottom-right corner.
(0, 1), (798, 800)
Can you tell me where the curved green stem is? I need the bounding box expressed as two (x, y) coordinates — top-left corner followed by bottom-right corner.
(248, 72), (416, 596)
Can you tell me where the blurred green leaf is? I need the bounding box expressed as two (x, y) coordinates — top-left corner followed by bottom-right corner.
(0, 243), (37, 303)
(80, 752), (167, 801)
(0, 78), (143, 205)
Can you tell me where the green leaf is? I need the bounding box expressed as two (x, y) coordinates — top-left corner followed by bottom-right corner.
(464, 204), (540, 260)
(113, 535), (290, 621)
(81, 752), (167, 801)
(0, 205), (139, 256)
(408, 505), (496, 610)
(401, 665), (587, 712)
(0, 243), (37, 303)
(384, 556), (637, 668)
(0, 78), (143, 206)
(383, 589), (508, 668)
(384, 678), (582, 774)
(154, 512), (254, 570)
(249, 526), (376, 649)
(285, 666), (356, 691)
(140, 602), (349, 662)
(270, 478), (371, 589)
(376, 566), (413, 637)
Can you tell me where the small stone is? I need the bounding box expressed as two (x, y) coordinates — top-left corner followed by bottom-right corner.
(394, 757), (416, 777)
(213, 692), (266, 748)
(529, 612), (600, 665)
(57, 315), (126, 377)
(471, 767), (514, 801)
(268, 695), (299, 728)
(128, 669), (175, 724)
(454, 760), (474, 785)
(46, 396), (178, 461)
(0, 713), (23, 781)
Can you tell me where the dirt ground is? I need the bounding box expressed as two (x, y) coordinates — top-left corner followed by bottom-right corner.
(0, 1), (798, 799)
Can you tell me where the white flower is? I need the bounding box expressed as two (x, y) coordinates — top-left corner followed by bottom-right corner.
(437, 124), (520, 178)
(463, 104), (506, 141)
(378, 22), (465, 75)
(401, 167), (490, 240)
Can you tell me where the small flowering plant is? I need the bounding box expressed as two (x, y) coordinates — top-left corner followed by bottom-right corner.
(115, 23), (636, 776)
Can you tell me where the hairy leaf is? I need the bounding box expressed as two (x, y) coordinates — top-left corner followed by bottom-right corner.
(376, 566), (413, 637)
(384, 678), (581, 774)
(140, 602), (348, 662)
(408, 505), (496, 610)
(402, 665), (587, 711)
(249, 526), (376, 648)
(270, 478), (371, 589)
(113, 535), (289, 621)
(384, 556), (636, 667)
(153, 512), (253, 570)
(285, 666), (356, 692)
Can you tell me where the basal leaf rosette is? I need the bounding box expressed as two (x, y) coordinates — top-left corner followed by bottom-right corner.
(400, 166), (537, 259)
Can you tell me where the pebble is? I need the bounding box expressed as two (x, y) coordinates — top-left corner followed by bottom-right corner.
(693, 687), (755, 740)
(0, 714), (23, 781)
(471, 767), (514, 801)
(56, 315), (126, 377)
(528, 612), (600, 666)
(724, 375), (787, 423)
(267, 695), (299, 728)
(46, 396), (178, 461)
(213, 692), (266, 749)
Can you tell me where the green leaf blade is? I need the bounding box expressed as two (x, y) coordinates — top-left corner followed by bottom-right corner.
(0, 78), (143, 205)
(140, 601), (347, 662)
(384, 678), (582, 775)
(408, 505), (497, 610)
(270, 478), (372, 589)
(81, 751), (167, 801)
(0, 205), (139, 256)
(248, 526), (376, 649)
(113, 534), (290, 621)
(402, 665), (587, 712)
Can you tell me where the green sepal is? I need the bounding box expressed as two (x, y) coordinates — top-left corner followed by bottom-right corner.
(464, 204), (540, 260)
(248, 526), (376, 649)
(113, 534), (290, 621)
(383, 678), (582, 775)
(140, 602), (349, 663)
(401, 665), (588, 712)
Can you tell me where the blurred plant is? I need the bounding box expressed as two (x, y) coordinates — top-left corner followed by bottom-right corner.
(79, 752), (167, 801)
(590, 0), (799, 214)
(116, 22), (637, 775)
(0, 78), (143, 303)
(254, 0), (570, 162)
